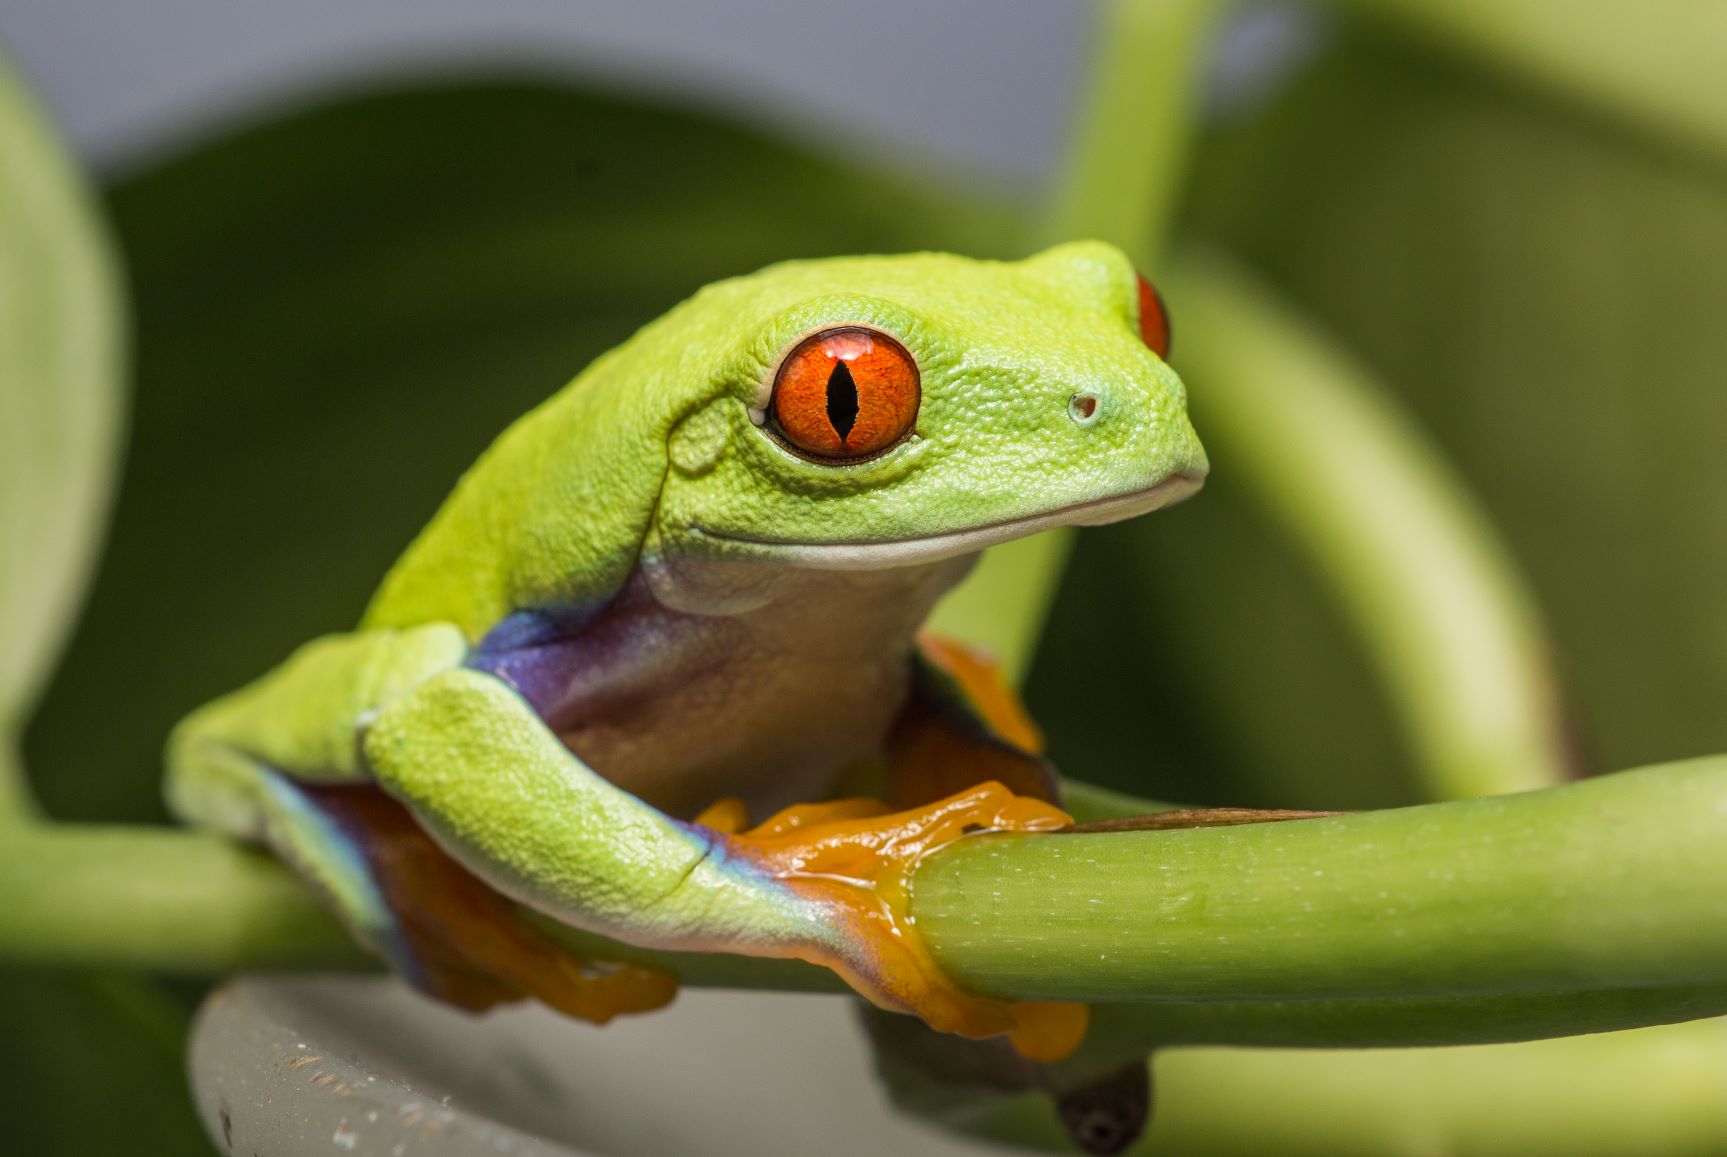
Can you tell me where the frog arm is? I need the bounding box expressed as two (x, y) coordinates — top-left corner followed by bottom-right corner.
(360, 667), (813, 952)
(166, 626), (674, 1022)
(363, 666), (1081, 1055)
(166, 625), (471, 940)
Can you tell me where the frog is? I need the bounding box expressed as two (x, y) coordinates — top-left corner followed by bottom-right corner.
(165, 240), (1206, 1153)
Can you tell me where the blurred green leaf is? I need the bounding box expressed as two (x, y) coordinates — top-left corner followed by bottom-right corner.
(1030, 19), (1727, 808)
(1164, 251), (1572, 801)
(8, 74), (1022, 1157)
(1342, 0), (1727, 164)
(0, 52), (204, 1157)
(0, 56), (123, 812)
(24, 79), (1019, 823)
(0, 970), (207, 1156)
(1183, 22), (1727, 777)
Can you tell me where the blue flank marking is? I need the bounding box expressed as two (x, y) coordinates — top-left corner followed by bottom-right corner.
(669, 814), (787, 895)
(258, 772), (423, 983)
(469, 605), (604, 662)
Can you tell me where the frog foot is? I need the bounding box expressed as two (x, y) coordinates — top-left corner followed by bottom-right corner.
(404, 894), (678, 1027)
(716, 781), (1088, 1062)
(305, 782), (677, 1025)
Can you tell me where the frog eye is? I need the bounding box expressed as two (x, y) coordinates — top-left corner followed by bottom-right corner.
(1136, 274), (1172, 360)
(770, 326), (920, 460)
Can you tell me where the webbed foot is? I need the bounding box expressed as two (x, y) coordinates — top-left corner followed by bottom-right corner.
(305, 782), (676, 1024)
(716, 781), (1088, 1061)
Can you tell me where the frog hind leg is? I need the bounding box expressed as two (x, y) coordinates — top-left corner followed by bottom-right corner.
(295, 779), (675, 1022)
(882, 631), (1061, 809)
(720, 630), (1088, 1057)
(883, 631), (1087, 1060)
(352, 648), (1071, 1069)
(165, 628), (673, 1024)
(869, 632), (1152, 1155)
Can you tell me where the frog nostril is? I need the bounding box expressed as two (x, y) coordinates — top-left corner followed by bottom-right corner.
(1068, 391), (1101, 426)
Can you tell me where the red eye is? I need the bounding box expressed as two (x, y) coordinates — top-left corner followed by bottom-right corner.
(771, 326), (920, 460)
(1136, 274), (1172, 360)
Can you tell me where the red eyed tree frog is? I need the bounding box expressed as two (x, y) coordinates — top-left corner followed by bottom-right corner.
(166, 241), (1206, 1152)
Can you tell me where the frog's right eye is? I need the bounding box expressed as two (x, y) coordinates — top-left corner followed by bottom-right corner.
(1136, 274), (1172, 360)
(769, 326), (920, 461)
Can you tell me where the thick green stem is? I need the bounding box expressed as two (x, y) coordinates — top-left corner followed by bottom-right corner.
(1042, 0), (1223, 262)
(0, 745), (38, 829)
(0, 827), (368, 973)
(1165, 251), (1574, 798)
(11, 759), (1727, 1054)
(915, 757), (1727, 1004)
(1085, 984), (1727, 1054)
(929, 0), (1221, 679)
(962, 1019), (1727, 1156)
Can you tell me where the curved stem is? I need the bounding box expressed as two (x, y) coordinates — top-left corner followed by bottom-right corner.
(1041, 0), (1224, 263)
(916, 757), (1727, 1003)
(0, 54), (127, 801)
(1165, 250), (1576, 798)
(960, 1019), (1727, 1156)
(928, 0), (1223, 679)
(0, 827), (368, 973)
(10, 759), (1727, 1055)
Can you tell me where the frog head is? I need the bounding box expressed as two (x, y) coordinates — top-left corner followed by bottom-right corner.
(644, 241), (1205, 608)
(366, 241), (1207, 636)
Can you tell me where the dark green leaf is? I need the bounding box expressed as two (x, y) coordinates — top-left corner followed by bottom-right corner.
(24, 78), (1017, 822)
(1183, 24), (1727, 777)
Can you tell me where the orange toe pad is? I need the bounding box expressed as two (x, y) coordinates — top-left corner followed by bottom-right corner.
(722, 780), (1086, 1060)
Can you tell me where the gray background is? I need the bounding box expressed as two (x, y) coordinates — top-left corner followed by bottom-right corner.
(0, 1), (1315, 185)
(0, 0), (1095, 182)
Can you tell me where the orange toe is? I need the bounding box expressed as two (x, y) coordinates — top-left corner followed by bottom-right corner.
(306, 782), (677, 1026)
(692, 796), (752, 834)
(723, 780), (1082, 1059)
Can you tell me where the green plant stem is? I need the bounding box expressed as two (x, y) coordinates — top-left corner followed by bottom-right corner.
(1165, 251), (1574, 798)
(1338, 0), (1727, 165)
(928, 0), (1221, 679)
(0, 827), (368, 973)
(11, 759), (1727, 1054)
(916, 756), (1727, 1003)
(1085, 985), (1727, 1054)
(1043, 0), (1223, 263)
(962, 1019), (1727, 1156)
(925, 534), (1075, 688)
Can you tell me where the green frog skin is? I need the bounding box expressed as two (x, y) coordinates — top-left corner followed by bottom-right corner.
(165, 240), (1206, 1151)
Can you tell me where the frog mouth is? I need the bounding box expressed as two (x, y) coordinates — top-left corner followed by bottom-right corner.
(690, 471), (1205, 570)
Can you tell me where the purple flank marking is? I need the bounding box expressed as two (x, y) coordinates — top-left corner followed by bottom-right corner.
(466, 573), (716, 741)
(467, 601), (615, 726)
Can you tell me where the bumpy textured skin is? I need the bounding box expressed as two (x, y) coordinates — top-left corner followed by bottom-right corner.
(360, 241), (1204, 634)
(165, 242), (1206, 1080)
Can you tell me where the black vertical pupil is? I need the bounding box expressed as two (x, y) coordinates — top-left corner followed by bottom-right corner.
(826, 361), (860, 443)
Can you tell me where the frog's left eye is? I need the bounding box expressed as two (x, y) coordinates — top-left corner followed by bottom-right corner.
(770, 326), (920, 461)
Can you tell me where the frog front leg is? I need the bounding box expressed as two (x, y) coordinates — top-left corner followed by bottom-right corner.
(362, 666), (1074, 1052)
(166, 627), (673, 1023)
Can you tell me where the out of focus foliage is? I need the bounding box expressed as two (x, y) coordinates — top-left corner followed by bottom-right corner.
(8, 8), (1727, 1156)
(1035, 23), (1727, 810)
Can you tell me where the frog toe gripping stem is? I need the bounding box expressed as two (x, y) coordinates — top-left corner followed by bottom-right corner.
(296, 781), (677, 1024)
(715, 781), (1089, 1063)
